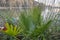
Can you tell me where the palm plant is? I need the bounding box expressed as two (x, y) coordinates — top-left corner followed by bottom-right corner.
(18, 6), (52, 40)
(1, 22), (23, 40)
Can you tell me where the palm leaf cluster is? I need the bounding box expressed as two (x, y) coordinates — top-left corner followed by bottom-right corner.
(2, 22), (23, 37)
(18, 6), (52, 40)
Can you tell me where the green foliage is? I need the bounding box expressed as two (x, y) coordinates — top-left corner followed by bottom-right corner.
(18, 6), (52, 40)
(0, 6), (52, 40)
(2, 22), (23, 37)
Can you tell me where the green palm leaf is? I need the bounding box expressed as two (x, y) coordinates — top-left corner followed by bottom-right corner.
(2, 22), (23, 37)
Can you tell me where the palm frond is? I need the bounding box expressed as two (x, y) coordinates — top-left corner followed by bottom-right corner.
(2, 22), (23, 37)
(19, 6), (52, 39)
